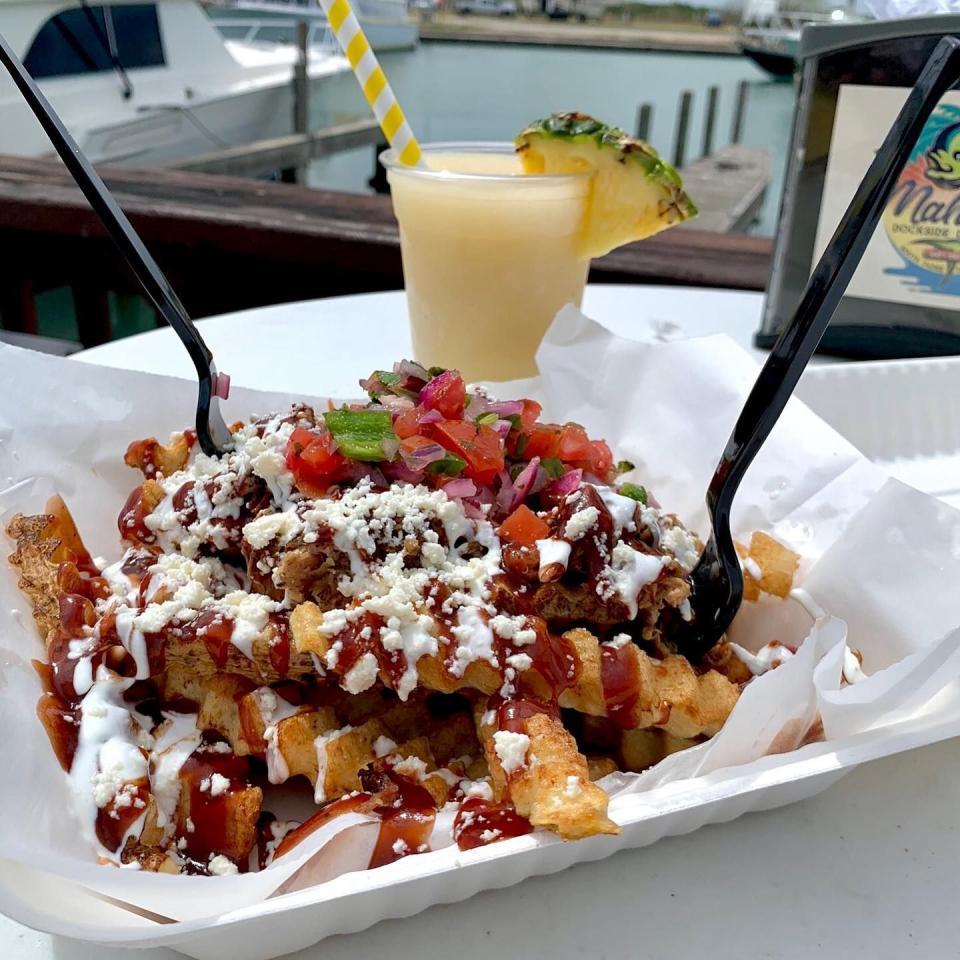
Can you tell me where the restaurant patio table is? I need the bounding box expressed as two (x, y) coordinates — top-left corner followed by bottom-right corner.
(3, 285), (957, 960)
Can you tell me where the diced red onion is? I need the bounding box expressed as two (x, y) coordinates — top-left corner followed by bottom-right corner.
(351, 464), (388, 488)
(508, 457), (540, 512)
(530, 465), (551, 495)
(462, 501), (486, 521)
(394, 359), (430, 382)
(380, 395), (415, 415)
(488, 400), (523, 418)
(401, 440), (446, 471)
(417, 409), (442, 426)
(494, 468), (516, 515)
(420, 369), (461, 412)
(381, 436), (400, 461)
(442, 478), (477, 499)
(382, 460), (424, 484)
(544, 468), (582, 498)
(464, 394), (492, 420)
(493, 419), (512, 440)
(647, 490), (661, 509)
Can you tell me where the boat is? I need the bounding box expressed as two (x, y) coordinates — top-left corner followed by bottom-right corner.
(738, 0), (861, 79)
(0, 0), (357, 167)
(205, 0), (418, 53)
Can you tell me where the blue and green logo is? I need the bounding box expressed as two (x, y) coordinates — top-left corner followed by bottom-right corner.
(883, 102), (960, 293)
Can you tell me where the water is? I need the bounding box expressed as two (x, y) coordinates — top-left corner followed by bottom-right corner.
(308, 42), (797, 235)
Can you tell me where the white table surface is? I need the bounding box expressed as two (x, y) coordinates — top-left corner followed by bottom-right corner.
(7, 285), (958, 960)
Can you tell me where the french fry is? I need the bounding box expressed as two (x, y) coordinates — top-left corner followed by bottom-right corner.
(293, 605), (739, 738)
(476, 699), (620, 841)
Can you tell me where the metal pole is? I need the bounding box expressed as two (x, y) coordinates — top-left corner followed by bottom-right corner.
(731, 79), (749, 145)
(672, 90), (692, 169)
(635, 103), (653, 141)
(702, 85), (719, 158)
(285, 19), (310, 184)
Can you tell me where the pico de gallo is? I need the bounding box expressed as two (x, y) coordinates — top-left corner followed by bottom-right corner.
(285, 361), (643, 537)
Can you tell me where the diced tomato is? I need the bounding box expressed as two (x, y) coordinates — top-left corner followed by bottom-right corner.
(421, 370), (466, 419)
(285, 427), (348, 495)
(518, 399), (542, 433)
(557, 424), (593, 462)
(394, 405), (424, 440)
(585, 439), (614, 480)
(498, 504), (550, 547)
(522, 424), (561, 460)
(429, 420), (504, 484)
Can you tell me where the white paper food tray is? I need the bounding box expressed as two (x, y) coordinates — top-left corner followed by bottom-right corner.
(2, 319), (960, 959)
(798, 355), (960, 509)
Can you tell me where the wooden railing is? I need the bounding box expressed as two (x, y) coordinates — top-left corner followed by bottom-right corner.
(0, 155), (773, 348)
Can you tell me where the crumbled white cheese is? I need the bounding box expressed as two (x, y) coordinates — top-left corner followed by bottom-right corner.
(742, 557), (763, 580)
(460, 778), (494, 801)
(342, 651), (380, 694)
(564, 775), (582, 798)
(243, 510), (303, 550)
(373, 735), (398, 758)
(392, 756), (428, 780)
(564, 506), (599, 541)
(660, 525), (700, 572)
(505, 652), (533, 673)
(493, 731), (530, 776)
(207, 854), (239, 876)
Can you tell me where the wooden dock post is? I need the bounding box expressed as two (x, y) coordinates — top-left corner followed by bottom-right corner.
(283, 20), (310, 184)
(672, 91), (692, 169)
(701, 85), (719, 159)
(731, 79), (749, 145)
(635, 103), (653, 141)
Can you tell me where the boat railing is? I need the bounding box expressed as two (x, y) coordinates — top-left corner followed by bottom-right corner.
(214, 15), (339, 50)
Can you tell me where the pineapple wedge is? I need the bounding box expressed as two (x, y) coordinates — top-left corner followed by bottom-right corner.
(515, 112), (697, 259)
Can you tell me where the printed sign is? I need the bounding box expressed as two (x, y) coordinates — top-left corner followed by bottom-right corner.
(814, 84), (960, 311)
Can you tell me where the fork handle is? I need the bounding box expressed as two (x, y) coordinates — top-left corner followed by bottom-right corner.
(0, 31), (233, 456)
(709, 35), (960, 516)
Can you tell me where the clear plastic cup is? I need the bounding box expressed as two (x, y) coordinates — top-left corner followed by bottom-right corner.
(381, 142), (591, 382)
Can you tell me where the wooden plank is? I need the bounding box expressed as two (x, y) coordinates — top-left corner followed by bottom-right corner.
(419, 17), (739, 54)
(175, 119), (381, 178)
(0, 155), (772, 333)
(679, 145), (771, 234)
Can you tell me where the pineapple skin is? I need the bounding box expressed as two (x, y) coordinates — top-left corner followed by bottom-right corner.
(515, 112), (698, 251)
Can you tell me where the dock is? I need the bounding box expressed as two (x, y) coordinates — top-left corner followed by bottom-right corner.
(418, 15), (739, 55)
(0, 154), (772, 350)
(680, 145), (771, 233)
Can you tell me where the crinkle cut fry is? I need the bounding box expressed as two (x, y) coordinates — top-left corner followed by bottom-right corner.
(164, 666), (465, 806)
(474, 699), (620, 841)
(291, 603), (740, 738)
(5, 499), (92, 645)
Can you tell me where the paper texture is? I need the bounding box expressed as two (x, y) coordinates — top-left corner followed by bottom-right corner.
(2, 306), (960, 926)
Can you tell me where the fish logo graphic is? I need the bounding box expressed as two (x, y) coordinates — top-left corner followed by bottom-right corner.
(925, 121), (960, 187)
(881, 104), (960, 294)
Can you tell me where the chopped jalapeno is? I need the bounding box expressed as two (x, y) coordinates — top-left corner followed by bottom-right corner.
(323, 409), (397, 462)
(427, 453), (468, 477)
(619, 482), (648, 504)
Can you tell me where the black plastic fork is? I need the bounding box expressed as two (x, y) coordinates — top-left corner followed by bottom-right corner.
(673, 35), (960, 663)
(0, 32), (233, 457)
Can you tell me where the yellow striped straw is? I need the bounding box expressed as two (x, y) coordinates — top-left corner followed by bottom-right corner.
(319, 0), (423, 167)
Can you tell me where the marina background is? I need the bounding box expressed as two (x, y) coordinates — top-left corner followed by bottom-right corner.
(308, 39), (792, 234)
